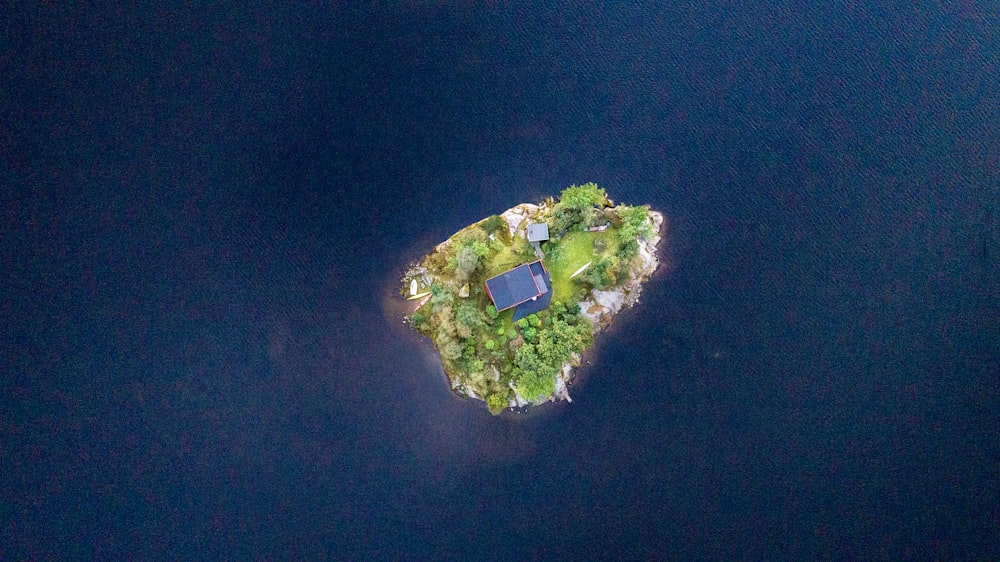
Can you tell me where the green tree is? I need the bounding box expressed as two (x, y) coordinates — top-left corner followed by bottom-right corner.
(523, 326), (537, 341)
(410, 311), (427, 328)
(430, 284), (454, 312)
(485, 304), (499, 323)
(553, 183), (608, 229)
(515, 365), (556, 401)
(583, 257), (620, 289)
(471, 240), (491, 260)
(454, 245), (480, 282)
(486, 392), (509, 414)
(481, 215), (505, 235)
(534, 334), (559, 365)
(442, 340), (463, 361)
(560, 183), (607, 210)
(616, 238), (639, 261)
(616, 205), (654, 242)
(514, 343), (538, 370)
(455, 303), (484, 338)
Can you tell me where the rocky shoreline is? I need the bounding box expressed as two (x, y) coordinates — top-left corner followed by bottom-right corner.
(523, 207), (663, 405)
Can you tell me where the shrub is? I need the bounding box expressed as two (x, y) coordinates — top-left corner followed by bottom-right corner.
(508, 334), (524, 351)
(583, 257), (620, 289)
(425, 250), (450, 273)
(523, 326), (537, 341)
(616, 205), (654, 241)
(442, 340), (463, 361)
(515, 366), (555, 401)
(471, 240), (491, 260)
(456, 303), (484, 330)
(486, 392), (509, 414)
(543, 241), (565, 264)
(616, 238), (639, 261)
(481, 215), (505, 235)
(553, 183), (608, 230)
(436, 318), (456, 341)
(410, 312), (426, 327)
(454, 246), (479, 283)
(430, 284), (454, 312)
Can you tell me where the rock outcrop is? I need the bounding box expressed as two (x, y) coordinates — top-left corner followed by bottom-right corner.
(509, 207), (663, 406)
(500, 203), (541, 238)
(578, 210), (663, 331)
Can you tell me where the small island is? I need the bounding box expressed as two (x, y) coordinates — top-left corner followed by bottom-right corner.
(402, 183), (663, 414)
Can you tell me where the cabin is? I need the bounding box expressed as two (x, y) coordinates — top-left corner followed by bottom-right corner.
(528, 222), (550, 258)
(527, 223), (549, 243)
(484, 260), (553, 321)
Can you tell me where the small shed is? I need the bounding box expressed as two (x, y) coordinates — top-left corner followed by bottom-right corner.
(527, 223), (550, 243)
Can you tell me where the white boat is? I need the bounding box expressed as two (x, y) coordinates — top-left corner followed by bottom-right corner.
(570, 261), (592, 279)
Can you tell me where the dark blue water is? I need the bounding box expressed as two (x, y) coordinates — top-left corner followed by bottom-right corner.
(4, 3), (998, 558)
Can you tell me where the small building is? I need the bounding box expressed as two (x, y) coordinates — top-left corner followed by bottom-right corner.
(484, 260), (553, 321)
(527, 223), (549, 243)
(527, 222), (550, 259)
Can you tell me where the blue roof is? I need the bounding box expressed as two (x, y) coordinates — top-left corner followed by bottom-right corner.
(485, 261), (544, 311)
(528, 261), (546, 279)
(513, 268), (552, 321)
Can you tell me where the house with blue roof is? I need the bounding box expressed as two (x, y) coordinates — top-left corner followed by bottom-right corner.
(484, 260), (553, 321)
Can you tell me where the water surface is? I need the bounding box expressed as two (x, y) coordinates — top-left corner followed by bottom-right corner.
(4, 2), (998, 558)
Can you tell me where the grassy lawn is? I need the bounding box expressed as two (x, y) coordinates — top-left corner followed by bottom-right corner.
(484, 236), (535, 278)
(498, 308), (516, 336)
(543, 229), (616, 304)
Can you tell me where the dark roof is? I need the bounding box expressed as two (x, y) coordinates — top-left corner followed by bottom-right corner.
(485, 260), (545, 311)
(527, 223), (549, 242)
(528, 260), (547, 285)
(513, 266), (552, 321)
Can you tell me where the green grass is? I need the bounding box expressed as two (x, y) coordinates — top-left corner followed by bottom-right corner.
(543, 229), (617, 304)
(498, 308), (516, 336)
(484, 237), (535, 278)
